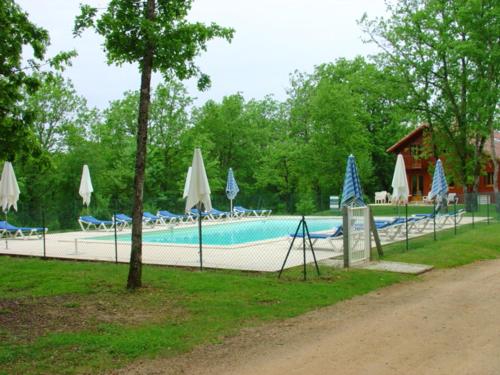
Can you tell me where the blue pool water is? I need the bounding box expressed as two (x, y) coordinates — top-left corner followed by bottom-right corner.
(92, 218), (341, 246)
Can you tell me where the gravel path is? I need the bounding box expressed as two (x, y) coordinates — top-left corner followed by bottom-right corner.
(115, 259), (500, 375)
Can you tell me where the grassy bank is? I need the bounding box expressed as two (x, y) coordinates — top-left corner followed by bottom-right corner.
(1, 222), (499, 374)
(0, 257), (408, 374)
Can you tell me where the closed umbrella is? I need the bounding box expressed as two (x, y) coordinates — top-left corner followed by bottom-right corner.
(391, 154), (409, 204)
(428, 159), (448, 204)
(0, 162), (20, 213)
(182, 167), (192, 199)
(185, 148), (212, 270)
(341, 154), (365, 207)
(391, 153), (410, 249)
(225, 168), (239, 214)
(79, 165), (93, 207)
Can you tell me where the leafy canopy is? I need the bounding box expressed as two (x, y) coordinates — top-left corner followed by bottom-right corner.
(74, 0), (234, 88)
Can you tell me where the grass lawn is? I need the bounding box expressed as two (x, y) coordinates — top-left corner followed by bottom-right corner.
(382, 221), (500, 268)
(1, 221), (499, 374)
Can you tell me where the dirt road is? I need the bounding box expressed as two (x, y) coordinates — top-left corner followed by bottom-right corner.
(117, 259), (500, 375)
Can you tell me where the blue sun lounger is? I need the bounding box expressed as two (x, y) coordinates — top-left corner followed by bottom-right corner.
(413, 209), (465, 228)
(79, 216), (114, 231)
(207, 208), (230, 220)
(157, 210), (194, 224)
(0, 221), (47, 239)
(289, 226), (344, 252)
(143, 212), (164, 227)
(113, 213), (133, 228)
(233, 206), (272, 217)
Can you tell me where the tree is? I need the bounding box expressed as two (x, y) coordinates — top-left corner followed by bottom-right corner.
(361, 0), (500, 192)
(74, 0), (234, 289)
(22, 73), (92, 152)
(147, 81), (193, 210)
(0, 0), (49, 161)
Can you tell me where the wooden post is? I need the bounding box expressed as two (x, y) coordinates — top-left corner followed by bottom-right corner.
(343, 206), (350, 268)
(369, 207), (383, 257)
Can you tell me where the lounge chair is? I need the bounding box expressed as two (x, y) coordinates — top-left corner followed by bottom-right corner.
(414, 209), (465, 228)
(233, 206), (272, 217)
(0, 221), (47, 239)
(189, 208), (212, 220)
(289, 226), (344, 252)
(114, 213), (133, 228)
(143, 212), (164, 227)
(376, 218), (407, 240)
(157, 210), (194, 224)
(207, 208), (230, 220)
(78, 216), (114, 231)
(437, 209), (465, 227)
(409, 215), (433, 233)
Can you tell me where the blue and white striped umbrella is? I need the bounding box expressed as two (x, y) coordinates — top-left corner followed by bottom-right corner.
(341, 154), (365, 207)
(429, 159), (448, 202)
(225, 168), (239, 200)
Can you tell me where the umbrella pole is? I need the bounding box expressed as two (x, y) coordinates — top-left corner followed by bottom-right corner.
(230, 199), (233, 217)
(405, 203), (408, 251)
(433, 201), (436, 241)
(198, 203), (203, 271)
(4, 212), (7, 250)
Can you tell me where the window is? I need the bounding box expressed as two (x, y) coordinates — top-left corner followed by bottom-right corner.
(485, 172), (494, 186)
(410, 144), (423, 159)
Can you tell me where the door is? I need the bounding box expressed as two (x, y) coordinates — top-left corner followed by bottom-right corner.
(411, 175), (424, 199)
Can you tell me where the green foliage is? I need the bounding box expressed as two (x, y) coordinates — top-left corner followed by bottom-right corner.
(7, 56), (419, 228)
(0, 0), (49, 161)
(361, 0), (500, 190)
(295, 190), (316, 215)
(74, 0), (234, 87)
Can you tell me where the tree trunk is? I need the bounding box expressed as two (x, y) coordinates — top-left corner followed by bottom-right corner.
(489, 127), (499, 194)
(127, 0), (155, 290)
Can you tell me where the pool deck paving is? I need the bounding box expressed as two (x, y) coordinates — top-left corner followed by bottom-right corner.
(0, 216), (483, 272)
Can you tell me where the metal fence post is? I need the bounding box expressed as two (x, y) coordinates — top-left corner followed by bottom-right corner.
(487, 196), (490, 225)
(433, 201), (436, 241)
(302, 215), (306, 281)
(454, 200), (457, 235)
(405, 203), (409, 251)
(342, 206), (350, 268)
(42, 209), (46, 258)
(472, 200), (475, 228)
(113, 213), (118, 263)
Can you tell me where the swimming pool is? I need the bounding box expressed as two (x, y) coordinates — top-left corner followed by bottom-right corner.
(91, 217), (342, 246)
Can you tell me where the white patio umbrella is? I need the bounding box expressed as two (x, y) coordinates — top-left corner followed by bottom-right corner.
(79, 165), (94, 207)
(391, 154), (409, 204)
(185, 149), (212, 213)
(0, 162), (20, 213)
(185, 148), (212, 270)
(182, 166), (192, 199)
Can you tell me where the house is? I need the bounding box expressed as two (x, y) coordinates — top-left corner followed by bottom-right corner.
(387, 124), (500, 202)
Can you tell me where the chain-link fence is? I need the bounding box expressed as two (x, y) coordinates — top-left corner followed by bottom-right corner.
(368, 192), (499, 251)
(0, 192), (497, 272)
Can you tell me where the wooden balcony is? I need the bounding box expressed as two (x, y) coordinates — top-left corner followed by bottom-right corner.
(404, 156), (423, 169)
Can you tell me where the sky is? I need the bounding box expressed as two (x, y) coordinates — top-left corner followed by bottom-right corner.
(17, 0), (388, 109)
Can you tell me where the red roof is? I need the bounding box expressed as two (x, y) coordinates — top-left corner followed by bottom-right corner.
(387, 124), (428, 153)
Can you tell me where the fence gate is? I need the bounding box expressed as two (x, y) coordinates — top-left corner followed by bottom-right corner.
(343, 206), (371, 267)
